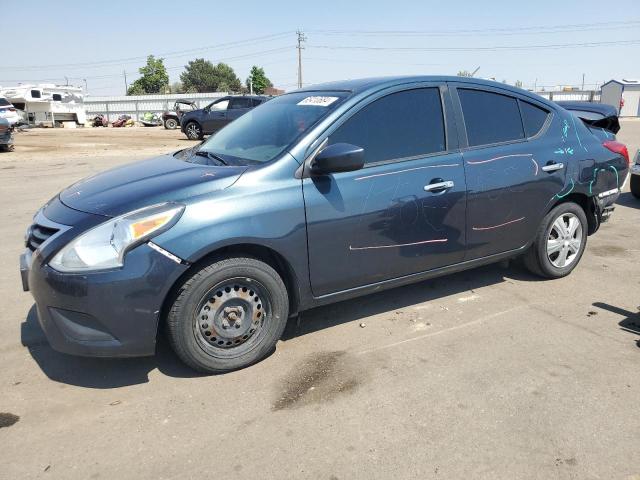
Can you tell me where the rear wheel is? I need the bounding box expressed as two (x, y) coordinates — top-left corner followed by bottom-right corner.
(631, 174), (640, 199)
(184, 121), (202, 140)
(164, 118), (178, 130)
(524, 202), (587, 279)
(167, 257), (289, 373)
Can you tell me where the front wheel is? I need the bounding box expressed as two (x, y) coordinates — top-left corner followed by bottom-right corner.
(166, 257), (289, 373)
(631, 174), (640, 199)
(524, 202), (588, 279)
(184, 121), (202, 140)
(164, 118), (178, 130)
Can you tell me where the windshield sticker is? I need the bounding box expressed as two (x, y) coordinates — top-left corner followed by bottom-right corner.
(297, 96), (339, 107)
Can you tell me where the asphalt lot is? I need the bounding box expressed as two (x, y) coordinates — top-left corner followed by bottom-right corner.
(1, 123), (639, 479)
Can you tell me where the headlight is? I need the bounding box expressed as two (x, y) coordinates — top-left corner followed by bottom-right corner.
(50, 203), (184, 272)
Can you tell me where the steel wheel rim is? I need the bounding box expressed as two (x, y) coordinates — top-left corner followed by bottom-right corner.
(547, 212), (582, 268)
(192, 278), (271, 356)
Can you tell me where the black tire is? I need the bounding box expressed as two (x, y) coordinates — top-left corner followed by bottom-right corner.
(166, 257), (289, 373)
(0, 144), (14, 152)
(524, 202), (588, 279)
(184, 121), (203, 140)
(164, 118), (178, 130)
(631, 174), (640, 199)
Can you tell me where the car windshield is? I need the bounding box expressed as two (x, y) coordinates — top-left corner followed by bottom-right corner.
(194, 91), (349, 165)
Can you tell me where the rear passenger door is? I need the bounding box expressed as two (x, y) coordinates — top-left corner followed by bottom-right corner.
(449, 83), (564, 259)
(303, 85), (467, 296)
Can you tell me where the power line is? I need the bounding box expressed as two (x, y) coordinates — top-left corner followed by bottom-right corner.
(1, 32), (293, 71)
(308, 20), (640, 37)
(308, 39), (640, 52)
(0, 47), (294, 84)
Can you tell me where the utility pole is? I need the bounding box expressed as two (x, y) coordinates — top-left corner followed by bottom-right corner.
(83, 78), (88, 94)
(581, 73), (585, 90)
(249, 77), (253, 95)
(123, 70), (128, 94)
(296, 30), (306, 89)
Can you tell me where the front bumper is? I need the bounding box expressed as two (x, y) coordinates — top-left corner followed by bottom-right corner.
(0, 129), (13, 146)
(21, 200), (189, 357)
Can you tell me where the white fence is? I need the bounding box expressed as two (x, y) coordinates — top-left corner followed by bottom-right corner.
(534, 90), (601, 102)
(84, 92), (228, 121)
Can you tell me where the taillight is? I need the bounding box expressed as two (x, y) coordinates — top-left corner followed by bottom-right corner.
(603, 140), (630, 165)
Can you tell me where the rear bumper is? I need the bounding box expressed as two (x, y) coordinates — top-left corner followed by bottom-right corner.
(22, 212), (189, 357)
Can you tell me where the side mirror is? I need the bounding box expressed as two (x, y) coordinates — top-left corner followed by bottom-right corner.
(309, 143), (365, 175)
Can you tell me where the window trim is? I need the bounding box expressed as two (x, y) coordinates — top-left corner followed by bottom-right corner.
(302, 83), (452, 173)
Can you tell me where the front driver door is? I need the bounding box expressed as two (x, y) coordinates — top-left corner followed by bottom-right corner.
(202, 98), (230, 133)
(303, 85), (467, 297)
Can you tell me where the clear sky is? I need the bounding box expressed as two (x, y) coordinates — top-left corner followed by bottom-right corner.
(1, 0), (638, 96)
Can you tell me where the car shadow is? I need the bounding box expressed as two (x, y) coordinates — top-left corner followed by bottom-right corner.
(20, 305), (205, 389)
(283, 261), (540, 340)
(21, 261), (541, 388)
(616, 192), (640, 209)
(592, 301), (640, 347)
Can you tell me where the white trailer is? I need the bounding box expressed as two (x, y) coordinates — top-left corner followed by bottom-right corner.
(0, 84), (87, 126)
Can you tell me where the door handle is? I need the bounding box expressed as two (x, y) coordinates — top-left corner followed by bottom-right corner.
(542, 162), (564, 172)
(424, 180), (454, 192)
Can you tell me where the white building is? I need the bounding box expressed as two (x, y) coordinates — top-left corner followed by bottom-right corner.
(600, 79), (640, 117)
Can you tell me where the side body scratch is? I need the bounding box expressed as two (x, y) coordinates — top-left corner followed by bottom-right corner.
(349, 238), (448, 251)
(472, 216), (525, 231)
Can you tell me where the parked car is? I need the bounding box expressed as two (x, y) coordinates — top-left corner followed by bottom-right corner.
(631, 149), (640, 198)
(180, 95), (269, 140)
(0, 117), (14, 151)
(20, 76), (630, 373)
(0, 96), (21, 126)
(162, 100), (196, 130)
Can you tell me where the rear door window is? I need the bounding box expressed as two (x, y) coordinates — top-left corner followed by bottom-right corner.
(519, 100), (549, 137)
(329, 88), (446, 165)
(458, 88), (524, 147)
(229, 98), (252, 110)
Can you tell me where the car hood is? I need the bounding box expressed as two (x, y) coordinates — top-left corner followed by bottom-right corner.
(59, 153), (247, 217)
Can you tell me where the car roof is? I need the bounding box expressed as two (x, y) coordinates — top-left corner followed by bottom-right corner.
(293, 75), (552, 106)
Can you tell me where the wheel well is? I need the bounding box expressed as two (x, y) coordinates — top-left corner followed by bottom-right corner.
(549, 192), (598, 235)
(160, 244), (301, 335)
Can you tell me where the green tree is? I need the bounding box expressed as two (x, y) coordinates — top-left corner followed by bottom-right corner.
(169, 81), (184, 94)
(127, 55), (169, 95)
(246, 66), (273, 94)
(180, 59), (242, 93)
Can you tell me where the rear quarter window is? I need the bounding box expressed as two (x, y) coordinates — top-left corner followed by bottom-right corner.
(458, 88), (524, 147)
(519, 100), (550, 137)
